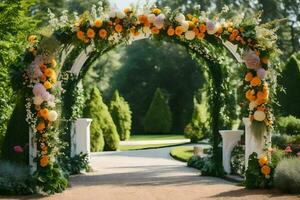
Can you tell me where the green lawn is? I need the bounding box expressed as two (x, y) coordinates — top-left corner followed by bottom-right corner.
(170, 146), (194, 162)
(129, 134), (186, 141)
(119, 143), (180, 151)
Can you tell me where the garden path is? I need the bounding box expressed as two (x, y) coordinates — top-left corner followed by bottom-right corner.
(9, 145), (300, 200)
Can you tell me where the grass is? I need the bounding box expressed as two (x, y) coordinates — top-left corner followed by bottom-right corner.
(129, 134), (186, 141)
(170, 146), (194, 162)
(119, 143), (182, 151)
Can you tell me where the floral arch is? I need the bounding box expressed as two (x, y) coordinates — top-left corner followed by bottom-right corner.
(18, 3), (278, 194)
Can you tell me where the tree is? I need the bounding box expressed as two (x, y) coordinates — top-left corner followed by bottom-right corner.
(110, 90), (132, 141)
(84, 86), (120, 151)
(184, 98), (208, 143)
(278, 55), (300, 118)
(144, 88), (172, 134)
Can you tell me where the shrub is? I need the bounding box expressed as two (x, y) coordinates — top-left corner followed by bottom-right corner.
(230, 144), (245, 177)
(277, 115), (300, 136)
(60, 153), (90, 175)
(278, 55), (300, 118)
(110, 90), (132, 141)
(184, 101), (207, 143)
(84, 87), (119, 151)
(144, 88), (172, 133)
(0, 161), (35, 195)
(274, 158), (300, 193)
(170, 146), (193, 162)
(271, 148), (285, 167)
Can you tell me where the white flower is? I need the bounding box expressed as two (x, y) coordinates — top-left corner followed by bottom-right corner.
(143, 26), (151, 35)
(147, 14), (156, 23)
(116, 11), (126, 19)
(206, 20), (217, 35)
(254, 110), (266, 121)
(33, 95), (44, 105)
(153, 14), (165, 29)
(249, 101), (257, 110)
(175, 13), (185, 23)
(48, 110), (58, 122)
(185, 31), (195, 40)
(181, 21), (189, 32)
(48, 101), (56, 108)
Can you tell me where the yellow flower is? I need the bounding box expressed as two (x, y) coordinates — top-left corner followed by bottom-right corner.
(51, 59), (57, 68)
(124, 7), (132, 14)
(197, 32), (205, 40)
(245, 72), (253, 82)
(39, 108), (49, 120)
(99, 29), (107, 39)
(261, 165), (271, 175)
(36, 122), (46, 132)
(258, 156), (268, 166)
(167, 27), (175, 36)
(152, 8), (161, 15)
(44, 68), (55, 78)
(27, 35), (37, 44)
(44, 81), (52, 90)
(115, 24), (123, 33)
(40, 155), (49, 167)
(94, 19), (103, 28)
(87, 28), (95, 39)
(76, 31), (85, 40)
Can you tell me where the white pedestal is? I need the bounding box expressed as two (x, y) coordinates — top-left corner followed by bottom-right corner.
(194, 145), (203, 156)
(220, 130), (243, 174)
(29, 128), (37, 175)
(71, 118), (92, 161)
(243, 118), (269, 169)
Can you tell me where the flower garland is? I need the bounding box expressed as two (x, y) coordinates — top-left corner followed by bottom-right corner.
(22, 3), (279, 193)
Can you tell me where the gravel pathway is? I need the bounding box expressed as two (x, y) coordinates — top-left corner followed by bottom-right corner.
(2, 145), (299, 200)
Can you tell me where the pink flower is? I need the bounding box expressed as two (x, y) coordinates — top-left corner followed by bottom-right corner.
(33, 83), (46, 96)
(206, 21), (217, 35)
(257, 68), (267, 79)
(243, 51), (261, 70)
(14, 145), (24, 153)
(285, 146), (293, 154)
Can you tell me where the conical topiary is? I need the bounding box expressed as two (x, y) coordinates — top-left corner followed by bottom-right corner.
(110, 90), (132, 141)
(84, 86), (119, 151)
(144, 88), (172, 133)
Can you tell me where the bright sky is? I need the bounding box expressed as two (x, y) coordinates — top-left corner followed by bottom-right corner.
(109, 0), (155, 9)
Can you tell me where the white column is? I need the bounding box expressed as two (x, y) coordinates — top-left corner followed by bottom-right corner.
(220, 130), (243, 174)
(243, 117), (267, 169)
(71, 118), (92, 161)
(29, 128), (37, 175)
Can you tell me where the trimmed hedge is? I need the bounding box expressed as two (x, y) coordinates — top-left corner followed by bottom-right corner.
(277, 115), (300, 136)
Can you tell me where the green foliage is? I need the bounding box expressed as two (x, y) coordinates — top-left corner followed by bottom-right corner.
(187, 155), (204, 170)
(278, 56), (300, 117)
(60, 153), (89, 175)
(230, 144), (245, 177)
(144, 88), (172, 134)
(109, 90), (132, 141)
(276, 115), (300, 136)
(272, 134), (300, 149)
(70, 81), (86, 120)
(84, 86), (119, 151)
(245, 153), (274, 189)
(0, 161), (35, 195)
(274, 158), (300, 194)
(271, 148), (285, 167)
(83, 86), (105, 152)
(184, 99), (208, 142)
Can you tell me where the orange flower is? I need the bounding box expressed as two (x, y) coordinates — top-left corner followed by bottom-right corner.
(199, 24), (206, 33)
(36, 122), (46, 132)
(87, 28), (95, 39)
(44, 68), (55, 78)
(94, 19), (103, 28)
(259, 156), (268, 166)
(138, 15), (148, 24)
(43, 81), (52, 89)
(152, 8), (161, 15)
(257, 91), (268, 100)
(216, 26), (223, 34)
(192, 27), (199, 35)
(261, 57), (269, 64)
(261, 165), (271, 175)
(83, 38), (90, 44)
(39, 108), (49, 120)
(167, 27), (175, 36)
(40, 64), (47, 72)
(115, 18), (121, 24)
(27, 35), (37, 44)
(197, 32), (205, 40)
(245, 72), (253, 82)
(255, 98), (266, 105)
(151, 27), (160, 34)
(232, 29), (239, 37)
(40, 155), (49, 167)
(99, 29), (107, 39)
(250, 77), (261, 87)
(40, 75), (47, 82)
(245, 89), (256, 101)
(188, 21), (194, 27)
(115, 24), (123, 33)
(175, 26), (184, 36)
(76, 31), (85, 40)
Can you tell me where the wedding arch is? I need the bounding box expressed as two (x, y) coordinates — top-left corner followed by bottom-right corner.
(15, 3), (278, 193)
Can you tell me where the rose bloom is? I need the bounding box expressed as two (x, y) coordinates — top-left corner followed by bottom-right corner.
(14, 145), (24, 153)
(243, 51), (261, 69)
(285, 146), (292, 153)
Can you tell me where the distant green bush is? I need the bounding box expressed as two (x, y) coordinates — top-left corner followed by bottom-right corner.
(271, 148), (285, 167)
(84, 86), (119, 151)
(277, 116), (300, 136)
(144, 88), (172, 134)
(274, 158), (300, 193)
(278, 55), (300, 118)
(184, 100), (207, 143)
(110, 90), (132, 141)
